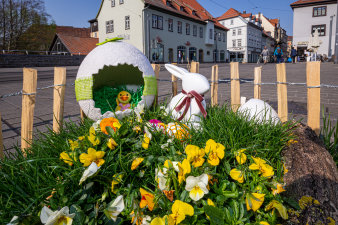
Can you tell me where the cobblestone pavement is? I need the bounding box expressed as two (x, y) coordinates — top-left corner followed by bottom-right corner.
(1, 62), (338, 153)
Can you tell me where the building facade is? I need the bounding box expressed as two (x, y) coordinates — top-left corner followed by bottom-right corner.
(217, 9), (263, 63)
(96, 0), (228, 63)
(89, 19), (99, 38)
(291, 0), (337, 58)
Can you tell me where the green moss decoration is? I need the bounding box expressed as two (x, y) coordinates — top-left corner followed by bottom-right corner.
(93, 85), (144, 114)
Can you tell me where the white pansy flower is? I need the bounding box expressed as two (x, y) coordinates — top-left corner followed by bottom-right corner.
(40, 206), (75, 225)
(144, 126), (152, 140)
(141, 215), (151, 225)
(155, 168), (169, 191)
(172, 161), (180, 172)
(104, 195), (125, 222)
(185, 174), (209, 201)
(79, 162), (100, 185)
(92, 119), (102, 132)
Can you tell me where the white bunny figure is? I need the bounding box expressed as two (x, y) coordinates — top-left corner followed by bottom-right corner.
(165, 64), (210, 129)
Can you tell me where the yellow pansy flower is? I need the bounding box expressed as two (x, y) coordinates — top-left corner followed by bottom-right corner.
(150, 216), (167, 225)
(79, 148), (105, 167)
(235, 149), (247, 164)
(140, 188), (155, 211)
(265, 200), (288, 219)
(68, 139), (79, 151)
(230, 168), (244, 183)
(60, 152), (76, 166)
(133, 126), (142, 133)
(259, 222), (270, 225)
(131, 158), (144, 170)
(283, 163), (288, 174)
(207, 199), (215, 206)
(185, 174), (209, 201)
(246, 193), (265, 212)
(169, 200), (194, 225)
(177, 159), (191, 184)
(272, 183), (286, 196)
(88, 135), (100, 146)
(249, 157), (274, 178)
(142, 133), (151, 149)
(78, 136), (85, 141)
(107, 138), (118, 150)
(185, 145), (205, 167)
(204, 139), (225, 166)
(111, 174), (123, 193)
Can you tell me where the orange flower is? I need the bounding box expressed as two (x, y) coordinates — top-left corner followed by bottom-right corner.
(100, 118), (121, 135)
(163, 190), (175, 201)
(140, 188), (155, 211)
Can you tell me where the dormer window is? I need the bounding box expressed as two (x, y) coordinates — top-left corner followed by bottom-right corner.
(192, 10), (197, 16)
(180, 6), (186, 12)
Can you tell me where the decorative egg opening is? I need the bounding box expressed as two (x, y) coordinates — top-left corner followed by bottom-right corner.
(92, 64), (145, 114)
(75, 41), (157, 121)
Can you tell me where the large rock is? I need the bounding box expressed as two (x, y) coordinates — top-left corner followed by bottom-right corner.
(282, 122), (338, 223)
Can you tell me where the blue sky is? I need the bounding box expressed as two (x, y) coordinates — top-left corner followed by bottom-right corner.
(44, 0), (296, 35)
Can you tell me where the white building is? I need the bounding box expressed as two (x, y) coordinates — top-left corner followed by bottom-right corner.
(217, 8), (263, 63)
(96, 0), (229, 63)
(291, 0), (337, 58)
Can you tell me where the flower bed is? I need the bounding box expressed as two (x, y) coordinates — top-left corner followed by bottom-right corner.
(1, 106), (303, 225)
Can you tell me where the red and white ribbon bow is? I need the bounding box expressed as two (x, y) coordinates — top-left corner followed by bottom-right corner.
(175, 90), (207, 121)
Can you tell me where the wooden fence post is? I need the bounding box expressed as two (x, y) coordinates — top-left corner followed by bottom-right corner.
(306, 61), (321, 135)
(254, 67), (262, 99)
(211, 65), (219, 106)
(190, 61), (200, 73)
(230, 62), (240, 112)
(171, 63), (178, 96)
(0, 112), (4, 159)
(276, 63), (288, 122)
(53, 67), (66, 133)
(151, 64), (160, 105)
(21, 68), (37, 154)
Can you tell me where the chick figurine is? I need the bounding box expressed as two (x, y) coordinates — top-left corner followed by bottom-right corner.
(115, 91), (132, 112)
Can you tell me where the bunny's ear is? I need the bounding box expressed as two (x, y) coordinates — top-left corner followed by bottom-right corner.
(165, 64), (188, 79)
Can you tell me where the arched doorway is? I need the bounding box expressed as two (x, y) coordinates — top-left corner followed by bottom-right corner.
(177, 46), (186, 63)
(198, 49), (203, 63)
(168, 48), (173, 63)
(189, 47), (197, 62)
(151, 43), (164, 62)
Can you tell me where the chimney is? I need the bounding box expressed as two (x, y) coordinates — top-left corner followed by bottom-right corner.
(243, 10), (246, 14)
(258, 12), (261, 18)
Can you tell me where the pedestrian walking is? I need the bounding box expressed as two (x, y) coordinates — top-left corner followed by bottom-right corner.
(291, 47), (297, 64)
(178, 51), (182, 64)
(261, 46), (269, 65)
(274, 46), (283, 64)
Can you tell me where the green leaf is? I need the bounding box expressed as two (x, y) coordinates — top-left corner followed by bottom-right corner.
(204, 205), (225, 225)
(106, 127), (115, 136)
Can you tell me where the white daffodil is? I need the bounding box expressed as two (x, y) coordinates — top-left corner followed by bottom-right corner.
(104, 195), (125, 222)
(79, 162), (100, 185)
(40, 206), (75, 225)
(155, 168), (169, 191)
(185, 174), (209, 201)
(7, 216), (19, 225)
(92, 119), (102, 132)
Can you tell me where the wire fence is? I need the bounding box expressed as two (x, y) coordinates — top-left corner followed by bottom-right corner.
(1, 78), (338, 100)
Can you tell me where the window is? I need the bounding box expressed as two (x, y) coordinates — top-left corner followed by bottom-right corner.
(180, 6), (185, 12)
(186, 23), (190, 35)
(232, 29), (236, 36)
(125, 16), (130, 30)
(199, 27), (203, 38)
(152, 15), (163, 29)
(313, 6), (326, 17)
(231, 19), (234, 25)
(111, 0), (115, 7)
(222, 33), (225, 42)
(168, 18), (173, 32)
(209, 29), (213, 39)
(106, 20), (114, 33)
(193, 25), (197, 36)
(218, 32), (221, 41)
(178, 21), (182, 33)
(238, 28), (242, 35)
(214, 31), (216, 40)
(312, 24), (326, 36)
(232, 39), (236, 47)
(237, 39), (242, 47)
(119, 0), (124, 4)
(192, 10), (197, 16)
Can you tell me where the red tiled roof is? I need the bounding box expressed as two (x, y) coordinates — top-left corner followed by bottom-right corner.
(290, 0), (336, 7)
(269, 19), (279, 26)
(56, 26), (91, 38)
(145, 0), (228, 30)
(57, 34), (98, 55)
(217, 8), (241, 20)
